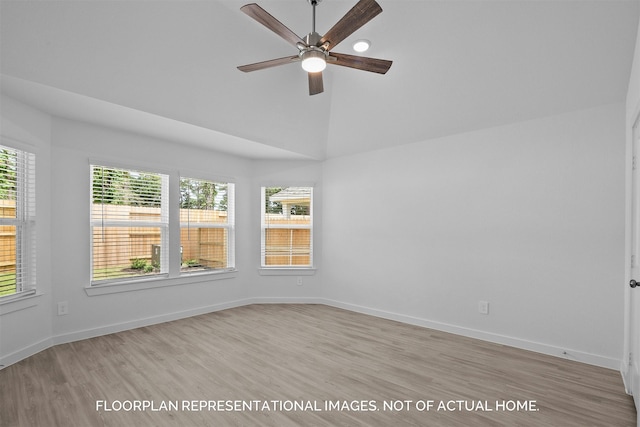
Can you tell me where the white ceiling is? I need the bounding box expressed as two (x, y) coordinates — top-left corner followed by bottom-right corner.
(1, 0), (639, 160)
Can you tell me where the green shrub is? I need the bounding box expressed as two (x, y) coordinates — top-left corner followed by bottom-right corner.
(130, 258), (147, 270)
(144, 264), (154, 273)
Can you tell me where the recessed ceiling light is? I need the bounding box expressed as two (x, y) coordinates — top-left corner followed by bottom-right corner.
(352, 39), (370, 53)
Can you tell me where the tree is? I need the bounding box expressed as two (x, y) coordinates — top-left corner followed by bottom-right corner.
(217, 184), (228, 211)
(290, 203), (309, 216)
(92, 166), (161, 207)
(129, 172), (162, 207)
(0, 149), (17, 201)
(93, 168), (226, 210)
(92, 166), (127, 205)
(265, 187), (283, 214)
(180, 178), (221, 210)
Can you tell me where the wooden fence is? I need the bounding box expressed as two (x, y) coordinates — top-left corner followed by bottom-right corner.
(0, 201), (16, 295)
(92, 205), (229, 271)
(264, 214), (311, 266)
(0, 200), (16, 274)
(0, 201), (312, 281)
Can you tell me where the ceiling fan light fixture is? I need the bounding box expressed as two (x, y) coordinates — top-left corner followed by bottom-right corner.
(353, 39), (370, 52)
(300, 49), (327, 72)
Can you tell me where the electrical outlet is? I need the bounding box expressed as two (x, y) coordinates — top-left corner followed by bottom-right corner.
(478, 301), (489, 315)
(296, 276), (303, 286)
(57, 301), (69, 316)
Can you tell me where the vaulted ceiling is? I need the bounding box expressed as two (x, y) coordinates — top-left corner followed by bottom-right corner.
(1, 0), (639, 160)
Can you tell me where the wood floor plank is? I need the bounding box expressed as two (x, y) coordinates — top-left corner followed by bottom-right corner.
(0, 304), (635, 426)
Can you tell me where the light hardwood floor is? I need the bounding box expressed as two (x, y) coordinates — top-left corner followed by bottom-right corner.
(0, 304), (636, 426)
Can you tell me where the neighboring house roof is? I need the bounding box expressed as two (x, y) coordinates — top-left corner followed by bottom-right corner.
(269, 187), (311, 205)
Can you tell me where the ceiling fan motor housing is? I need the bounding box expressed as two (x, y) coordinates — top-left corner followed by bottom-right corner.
(300, 47), (327, 60)
(300, 32), (328, 56)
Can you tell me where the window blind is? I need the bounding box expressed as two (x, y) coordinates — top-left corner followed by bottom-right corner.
(90, 165), (168, 283)
(179, 178), (235, 273)
(0, 145), (36, 300)
(261, 186), (312, 267)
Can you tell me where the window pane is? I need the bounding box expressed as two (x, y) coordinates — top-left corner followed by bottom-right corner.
(264, 228), (311, 266)
(0, 145), (35, 299)
(0, 149), (18, 295)
(92, 226), (163, 281)
(180, 178), (234, 274)
(0, 149), (18, 219)
(92, 167), (162, 207)
(180, 178), (228, 214)
(91, 165), (168, 283)
(262, 187), (312, 267)
(180, 227), (229, 271)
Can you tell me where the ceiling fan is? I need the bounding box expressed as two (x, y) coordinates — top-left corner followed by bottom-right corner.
(237, 0), (392, 96)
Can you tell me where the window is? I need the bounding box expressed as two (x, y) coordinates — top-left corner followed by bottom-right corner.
(180, 177), (235, 274)
(261, 187), (313, 268)
(91, 165), (169, 283)
(90, 165), (235, 286)
(0, 145), (36, 300)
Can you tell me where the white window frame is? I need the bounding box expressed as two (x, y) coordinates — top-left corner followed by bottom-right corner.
(0, 143), (36, 303)
(260, 186), (314, 271)
(88, 162), (236, 294)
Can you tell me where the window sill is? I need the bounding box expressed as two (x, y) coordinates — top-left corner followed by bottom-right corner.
(258, 268), (316, 276)
(0, 292), (42, 316)
(85, 269), (237, 296)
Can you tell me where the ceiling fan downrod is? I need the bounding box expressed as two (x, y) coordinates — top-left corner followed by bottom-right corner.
(305, 0), (324, 48)
(311, 0), (319, 34)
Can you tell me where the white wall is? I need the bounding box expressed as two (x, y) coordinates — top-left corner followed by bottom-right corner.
(322, 103), (626, 368)
(0, 95), (53, 367)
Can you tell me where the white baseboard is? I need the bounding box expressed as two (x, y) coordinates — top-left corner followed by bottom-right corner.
(248, 296), (325, 305)
(319, 298), (621, 370)
(0, 336), (53, 369)
(51, 298), (253, 347)
(1, 297), (621, 372)
(621, 359), (632, 395)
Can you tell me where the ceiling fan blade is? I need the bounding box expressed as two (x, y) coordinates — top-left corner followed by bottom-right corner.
(241, 3), (305, 48)
(238, 55), (300, 72)
(320, 0), (382, 51)
(329, 52), (392, 74)
(308, 72), (324, 95)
